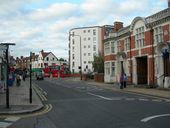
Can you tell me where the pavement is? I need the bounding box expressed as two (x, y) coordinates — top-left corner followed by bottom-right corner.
(0, 79), (43, 115)
(0, 77), (170, 115)
(70, 77), (170, 99)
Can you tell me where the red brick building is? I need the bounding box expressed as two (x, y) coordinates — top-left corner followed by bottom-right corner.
(104, 7), (170, 88)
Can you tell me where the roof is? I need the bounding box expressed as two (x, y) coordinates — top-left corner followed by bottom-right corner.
(42, 52), (50, 58)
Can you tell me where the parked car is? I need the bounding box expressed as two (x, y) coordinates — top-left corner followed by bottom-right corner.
(36, 71), (44, 80)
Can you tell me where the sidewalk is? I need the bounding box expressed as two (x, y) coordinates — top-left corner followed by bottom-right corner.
(0, 79), (43, 115)
(70, 77), (170, 99)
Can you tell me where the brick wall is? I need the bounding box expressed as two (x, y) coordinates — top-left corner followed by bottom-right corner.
(163, 24), (169, 42)
(131, 36), (135, 49)
(104, 54), (116, 61)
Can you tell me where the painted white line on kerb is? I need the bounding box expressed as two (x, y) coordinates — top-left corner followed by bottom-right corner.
(5, 116), (20, 122)
(87, 92), (112, 100)
(141, 114), (170, 122)
(0, 122), (12, 128)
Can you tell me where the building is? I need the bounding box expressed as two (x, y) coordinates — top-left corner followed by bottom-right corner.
(16, 50), (68, 71)
(104, 7), (170, 88)
(69, 26), (102, 74)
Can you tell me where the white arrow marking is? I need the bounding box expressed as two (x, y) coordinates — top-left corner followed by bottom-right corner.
(141, 114), (170, 122)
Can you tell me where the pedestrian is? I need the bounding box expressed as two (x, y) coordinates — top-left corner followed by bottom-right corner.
(16, 74), (21, 86)
(123, 73), (127, 88)
(119, 74), (124, 89)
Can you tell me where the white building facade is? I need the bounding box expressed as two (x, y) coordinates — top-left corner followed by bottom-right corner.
(69, 26), (102, 74)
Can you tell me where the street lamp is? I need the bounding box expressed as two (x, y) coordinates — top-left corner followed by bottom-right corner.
(0, 43), (15, 108)
(69, 33), (82, 80)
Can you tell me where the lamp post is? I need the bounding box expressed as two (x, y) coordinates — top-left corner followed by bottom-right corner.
(69, 34), (82, 80)
(0, 43), (15, 108)
(29, 52), (32, 103)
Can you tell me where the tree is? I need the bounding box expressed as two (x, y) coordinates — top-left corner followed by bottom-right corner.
(59, 58), (66, 61)
(92, 53), (104, 73)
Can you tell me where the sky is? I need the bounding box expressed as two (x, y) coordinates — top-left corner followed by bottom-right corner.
(0, 0), (168, 60)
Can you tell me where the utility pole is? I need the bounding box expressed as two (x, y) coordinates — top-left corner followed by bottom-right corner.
(0, 43), (15, 108)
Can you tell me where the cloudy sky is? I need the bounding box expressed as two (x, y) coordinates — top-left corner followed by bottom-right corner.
(0, 0), (168, 59)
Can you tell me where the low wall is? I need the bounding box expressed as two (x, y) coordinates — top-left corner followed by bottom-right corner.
(94, 73), (104, 83)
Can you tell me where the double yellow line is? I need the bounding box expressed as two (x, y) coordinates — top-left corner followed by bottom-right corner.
(33, 84), (47, 101)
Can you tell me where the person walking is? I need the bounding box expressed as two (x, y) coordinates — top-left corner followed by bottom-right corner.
(123, 73), (127, 88)
(119, 74), (124, 89)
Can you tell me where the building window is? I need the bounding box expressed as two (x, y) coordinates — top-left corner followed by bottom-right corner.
(111, 41), (115, 53)
(84, 38), (86, 41)
(88, 30), (90, 33)
(135, 26), (145, 48)
(93, 45), (96, 51)
(84, 53), (86, 56)
(72, 39), (74, 45)
(88, 53), (91, 56)
(84, 61), (86, 64)
(111, 62), (115, 76)
(93, 37), (96, 41)
(72, 54), (75, 59)
(117, 41), (121, 52)
(88, 45), (90, 48)
(72, 61), (75, 67)
(104, 42), (110, 55)
(125, 37), (130, 51)
(84, 45), (86, 48)
(88, 37), (90, 40)
(154, 26), (163, 44)
(53, 58), (54, 61)
(72, 47), (75, 52)
(83, 30), (86, 33)
(105, 62), (110, 75)
(46, 57), (49, 61)
(93, 29), (96, 35)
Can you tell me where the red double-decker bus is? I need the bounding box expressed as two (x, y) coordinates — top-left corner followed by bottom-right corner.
(43, 64), (70, 78)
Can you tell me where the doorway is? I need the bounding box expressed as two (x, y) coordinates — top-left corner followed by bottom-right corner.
(136, 56), (148, 84)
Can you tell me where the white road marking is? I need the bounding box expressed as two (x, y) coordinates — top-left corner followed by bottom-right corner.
(164, 99), (170, 102)
(87, 92), (112, 100)
(141, 114), (170, 122)
(138, 98), (149, 101)
(152, 99), (162, 102)
(5, 116), (20, 122)
(0, 122), (12, 128)
(111, 98), (122, 100)
(125, 98), (135, 101)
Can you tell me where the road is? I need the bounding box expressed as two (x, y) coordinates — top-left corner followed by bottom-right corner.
(8, 78), (170, 128)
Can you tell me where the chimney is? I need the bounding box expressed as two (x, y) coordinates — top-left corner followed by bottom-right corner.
(168, 0), (170, 8)
(114, 21), (123, 32)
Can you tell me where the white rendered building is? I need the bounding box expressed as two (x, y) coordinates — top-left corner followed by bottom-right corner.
(69, 26), (102, 74)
